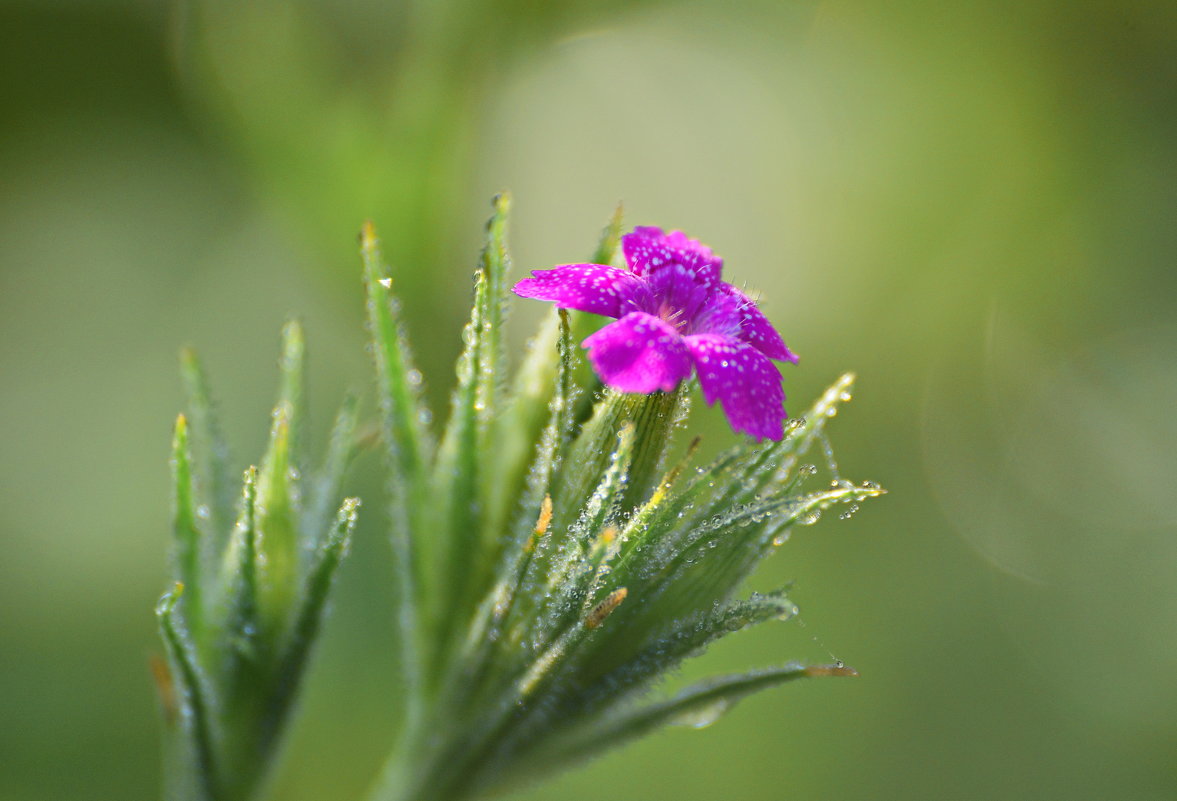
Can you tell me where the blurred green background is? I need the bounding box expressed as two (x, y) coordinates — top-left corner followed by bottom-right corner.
(3, 0), (1176, 799)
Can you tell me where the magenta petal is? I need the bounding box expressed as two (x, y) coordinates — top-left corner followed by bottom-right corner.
(512, 264), (647, 318)
(622, 227), (723, 284)
(684, 334), (786, 440)
(716, 284), (798, 363)
(583, 312), (693, 394)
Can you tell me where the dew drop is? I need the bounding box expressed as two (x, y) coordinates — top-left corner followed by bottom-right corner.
(406, 369), (423, 386)
(777, 603), (800, 621)
(195, 505), (210, 520)
(671, 699), (730, 729)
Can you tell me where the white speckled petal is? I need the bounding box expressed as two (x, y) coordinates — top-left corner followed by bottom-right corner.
(713, 284), (798, 363)
(513, 264), (648, 318)
(622, 226), (723, 285)
(684, 334), (786, 441)
(583, 312), (692, 394)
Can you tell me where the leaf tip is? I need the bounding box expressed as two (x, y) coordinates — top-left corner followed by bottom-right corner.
(803, 663), (859, 678)
(359, 219), (378, 247)
(492, 191), (512, 215)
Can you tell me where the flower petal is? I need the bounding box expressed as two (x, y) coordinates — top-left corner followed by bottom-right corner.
(583, 312), (693, 394)
(710, 284), (798, 363)
(513, 264), (647, 319)
(622, 227), (723, 285)
(684, 334), (786, 440)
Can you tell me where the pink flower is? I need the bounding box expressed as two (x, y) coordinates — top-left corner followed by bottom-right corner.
(513, 227), (797, 440)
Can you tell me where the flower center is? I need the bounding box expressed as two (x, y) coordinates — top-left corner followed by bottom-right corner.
(657, 301), (690, 332)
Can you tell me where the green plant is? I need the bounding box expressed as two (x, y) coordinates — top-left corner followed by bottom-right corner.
(155, 196), (883, 801)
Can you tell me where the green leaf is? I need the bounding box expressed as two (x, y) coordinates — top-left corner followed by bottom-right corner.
(515, 663), (857, 786)
(360, 219), (431, 713)
(568, 205), (624, 429)
(360, 221), (432, 487)
(157, 583), (220, 801)
(276, 319), (306, 464)
(255, 403), (298, 635)
(172, 414), (204, 638)
(569, 590), (798, 708)
(552, 386), (688, 536)
(274, 497), (360, 712)
(507, 309), (576, 552)
(452, 310), (575, 696)
(431, 194), (512, 664)
(519, 423), (636, 652)
(180, 348), (234, 546)
(222, 467), (261, 668)
(488, 206), (622, 538)
(303, 393), (360, 548)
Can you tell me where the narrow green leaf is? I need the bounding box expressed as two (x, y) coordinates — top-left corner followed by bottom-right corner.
(589, 203), (624, 267)
(569, 590), (797, 710)
(679, 481), (885, 604)
(552, 386), (688, 533)
(274, 497), (359, 711)
(507, 309), (575, 551)
(520, 423), (636, 651)
(520, 663), (856, 777)
(180, 348), (234, 544)
(255, 403), (298, 635)
(276, 319), (306, 465)
(172, 414), (204, 638)
(567, 205), (625, 426)
(479, 590), (796, 788)
(714, 372), (860, 518)
(476, 193), (511, 422)
(304, 393), (359, 548)
(453, 310), (575, 695)
(360, 220), (432, 486)
(432, 195), (512, 664)
(223, 467), (261, 665)
(489, 205), (623, 535)
(360, 220), (429, 716)
(157, 584), (220, 801)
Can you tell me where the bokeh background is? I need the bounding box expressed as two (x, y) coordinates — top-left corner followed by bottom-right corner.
(3, 0), (1176, 799)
